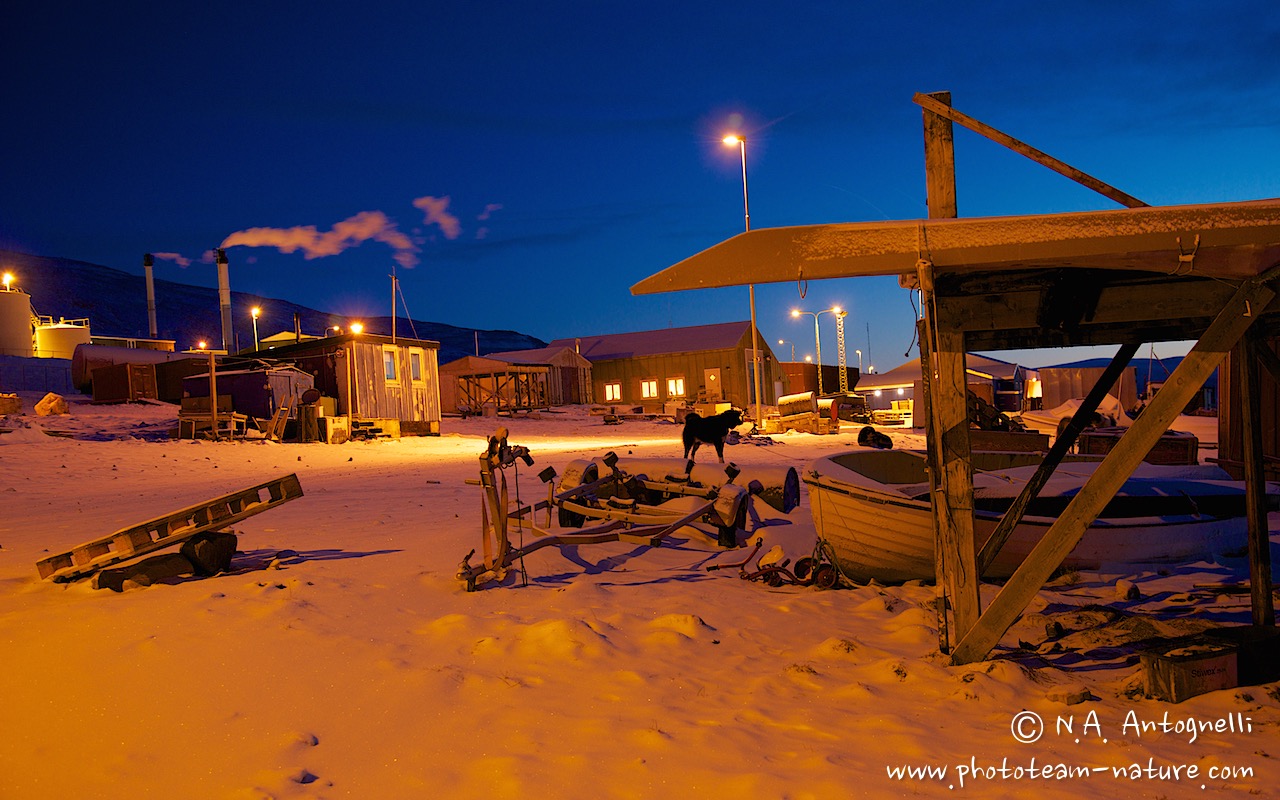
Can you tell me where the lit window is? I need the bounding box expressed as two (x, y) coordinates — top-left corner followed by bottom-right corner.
(641, 379), (658, 399)
(382, 346), (398, 382)
(604, 382), (622, 402)
(409, 348), (425, 384)
(667, 377), (685, 397)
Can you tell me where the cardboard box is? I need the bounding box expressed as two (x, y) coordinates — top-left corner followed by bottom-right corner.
(1140, 638), (1238, 703)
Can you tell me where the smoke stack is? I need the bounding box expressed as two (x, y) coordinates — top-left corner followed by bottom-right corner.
(216, 248), (232, 352)
(294, 312), (301, 344)
(143, 253), (158, 339)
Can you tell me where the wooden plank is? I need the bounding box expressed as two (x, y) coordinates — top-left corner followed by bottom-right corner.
(918, 318), (950, 653)
(976, 341), (1140, 574)
(913, 92), (1148, 209)
(1253, 334), (1280, 385)
(950, 276), (1276, 664)
(1238, 331), (1277, 626)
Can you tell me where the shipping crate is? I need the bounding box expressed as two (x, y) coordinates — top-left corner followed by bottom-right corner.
(1140, 638), (1238, 703)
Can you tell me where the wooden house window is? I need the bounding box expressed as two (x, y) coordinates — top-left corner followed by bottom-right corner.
(382, 346), (398, 382)
(409, 348), (426, 385)
(640, 379), (658, 399)
(604, 382), (622, 402)
(667, 377), (685, 397)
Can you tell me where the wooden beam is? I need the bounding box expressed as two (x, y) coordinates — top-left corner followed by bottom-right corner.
(950, 275), (1277, 664)
(976, 341), (1141, 574)
(913, 92), (1148, 210)
(1238, 330), (1277, 626)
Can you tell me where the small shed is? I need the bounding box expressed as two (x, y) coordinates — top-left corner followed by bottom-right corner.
(256, 333), (442, 435)
(858, 354), (1035, 413)
(182, 365), (315, 421)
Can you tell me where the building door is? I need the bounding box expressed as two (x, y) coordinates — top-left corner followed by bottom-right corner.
(703, 368), (722, 401)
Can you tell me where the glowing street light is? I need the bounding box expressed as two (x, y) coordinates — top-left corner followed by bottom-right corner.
(791, 305), (841, 395)
(250, 306), (261, 351)
(196, 340), (208, 351)
(777, 339), (795, 361)
(1, 272), (12, 291)
(350, 322), (364, 335)
(855, 348), (863, 372)
(723, 131), (762, 429)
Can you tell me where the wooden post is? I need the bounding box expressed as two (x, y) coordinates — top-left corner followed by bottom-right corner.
(207, 351), (219, 441)
(917, 318), (949, 653)
(920, 92), (977, 640)
(976, 341), (1140, 574)
(921, 91), (957, 219)
(1238, 330), (1276, 626)
(951, 275), (1277, 664)
(932, 326), (979, 640)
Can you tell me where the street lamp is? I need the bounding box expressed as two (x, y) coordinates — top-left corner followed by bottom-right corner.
(855, 349), (863, 373)
(791, 306), (841, 395)
(777, 339), (795, 361)
(1, 272), (12, 291)
(350, 322), (364, 335)
(250, 306), (261, 351)
(723, 132), (762, 429)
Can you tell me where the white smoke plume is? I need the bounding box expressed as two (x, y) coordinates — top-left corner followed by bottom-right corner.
(412, 196), (462, 240)
(221, 211), (419, 268)
(152, 252), (192, 268)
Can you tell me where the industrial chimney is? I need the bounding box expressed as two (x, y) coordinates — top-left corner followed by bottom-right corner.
(216, 248), (232, 352)
(143, 253), (158, 339)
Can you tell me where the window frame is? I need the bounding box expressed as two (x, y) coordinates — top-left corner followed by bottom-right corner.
(382, 345), (399, 383)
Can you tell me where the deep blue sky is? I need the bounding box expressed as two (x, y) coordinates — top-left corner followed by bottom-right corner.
(2, 2), (1278, 369)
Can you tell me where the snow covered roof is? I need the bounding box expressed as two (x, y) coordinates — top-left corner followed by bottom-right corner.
(632, 199), (1280, 294)
(545, 321), (758, 361)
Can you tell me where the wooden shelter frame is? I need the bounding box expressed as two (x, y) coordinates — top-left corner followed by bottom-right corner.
(455, 365), (551, 415)
(632, 91), (1280, 665)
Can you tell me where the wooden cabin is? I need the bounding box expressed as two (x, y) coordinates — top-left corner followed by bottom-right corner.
(482, 345), (593, 406)
(259, 332), (442, 435)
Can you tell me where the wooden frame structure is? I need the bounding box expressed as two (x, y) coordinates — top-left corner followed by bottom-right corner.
(632, 92), (1280, 664)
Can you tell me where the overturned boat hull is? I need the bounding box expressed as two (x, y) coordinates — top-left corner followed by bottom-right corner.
(805, 450), (1252, 584)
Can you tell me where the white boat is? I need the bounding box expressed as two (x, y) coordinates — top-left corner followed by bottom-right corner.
(805, 449), (1255, 584)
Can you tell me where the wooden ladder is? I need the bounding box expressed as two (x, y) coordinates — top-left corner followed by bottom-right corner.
(266, 395), (296, 441)
(36, 473), (304, 582)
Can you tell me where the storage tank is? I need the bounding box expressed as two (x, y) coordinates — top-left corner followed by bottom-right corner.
(35, 320), (93, 360)
(0, 289), (35, 357)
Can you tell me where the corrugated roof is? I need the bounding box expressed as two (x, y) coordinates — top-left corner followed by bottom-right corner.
(546, 321), (754, 361)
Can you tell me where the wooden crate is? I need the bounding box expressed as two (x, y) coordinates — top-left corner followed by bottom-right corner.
(1140, 637), (1238, 703)
(1078, 427), (1199, 465)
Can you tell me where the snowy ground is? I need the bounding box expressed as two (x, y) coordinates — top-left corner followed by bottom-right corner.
(0, 394), (1276, 799)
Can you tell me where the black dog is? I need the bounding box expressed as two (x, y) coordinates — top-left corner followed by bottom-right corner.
(682, 409), (743, 463)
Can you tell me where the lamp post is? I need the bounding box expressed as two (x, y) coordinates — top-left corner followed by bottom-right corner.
(723, 133), (762, 429)
(250, 306), (261, 351)
(777, 339), (795, 361)
(791, 306), (841, 395)
(855, 349), (863, 373)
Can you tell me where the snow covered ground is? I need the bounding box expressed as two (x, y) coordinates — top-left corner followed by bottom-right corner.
(0, 394), (1275, 799)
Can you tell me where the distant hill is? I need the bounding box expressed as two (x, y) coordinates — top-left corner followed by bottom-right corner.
(1, 250), (544, 363)
(1042, 355), (1214, 397)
